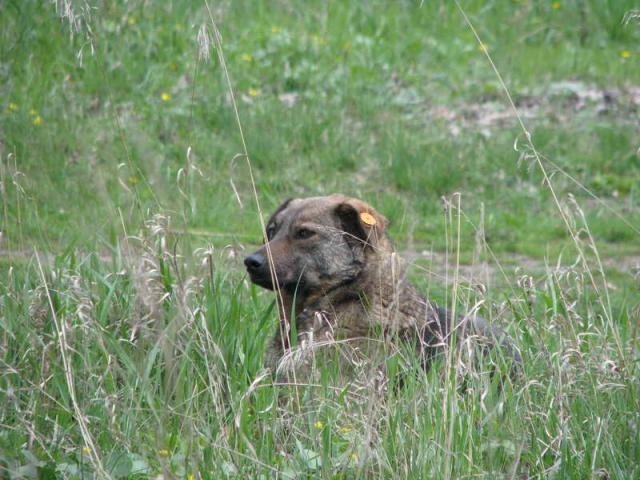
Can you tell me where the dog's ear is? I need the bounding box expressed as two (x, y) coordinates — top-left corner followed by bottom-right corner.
(334, 198), (388, 250)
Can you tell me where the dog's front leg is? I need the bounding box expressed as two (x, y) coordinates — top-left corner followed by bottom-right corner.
(295, 306), (335, 345)
(264, 291), (296, 371)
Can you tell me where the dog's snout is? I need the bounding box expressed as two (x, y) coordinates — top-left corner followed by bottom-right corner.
(244, 253), (266, 272)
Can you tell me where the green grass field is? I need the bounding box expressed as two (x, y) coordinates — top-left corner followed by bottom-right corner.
(1, 1), (639, 478)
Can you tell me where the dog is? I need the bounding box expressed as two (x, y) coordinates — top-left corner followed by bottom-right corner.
(244, 194), (521, 381)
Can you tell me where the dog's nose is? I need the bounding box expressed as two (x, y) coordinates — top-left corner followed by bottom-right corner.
(244, 253), (266, 272)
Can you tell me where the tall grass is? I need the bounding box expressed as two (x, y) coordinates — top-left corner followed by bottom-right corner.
(2, 199), (637, 478)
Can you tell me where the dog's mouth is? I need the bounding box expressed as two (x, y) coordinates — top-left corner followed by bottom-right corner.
(246, 268), (308, 295)
(244, 252), (308, 293)
(247, 271), (304, 293)
(247, 270), (276, 290)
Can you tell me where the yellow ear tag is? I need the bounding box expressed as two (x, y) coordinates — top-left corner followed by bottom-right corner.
(359, 212), (377, 226)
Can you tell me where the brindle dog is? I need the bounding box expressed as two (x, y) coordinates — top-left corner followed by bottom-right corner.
(244, 194), (520, 379)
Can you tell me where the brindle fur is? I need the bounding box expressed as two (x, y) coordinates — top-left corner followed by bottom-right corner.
(244, 194), (520, 379)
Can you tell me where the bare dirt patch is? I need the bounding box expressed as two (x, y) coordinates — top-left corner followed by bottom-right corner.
(392, 80), (640, 135)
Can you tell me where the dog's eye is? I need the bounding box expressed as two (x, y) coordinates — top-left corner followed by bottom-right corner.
(265, 224), (276, 240)
(294, 228), (315, 240)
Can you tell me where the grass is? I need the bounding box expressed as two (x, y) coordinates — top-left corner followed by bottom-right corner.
(1, 0), (639, 478)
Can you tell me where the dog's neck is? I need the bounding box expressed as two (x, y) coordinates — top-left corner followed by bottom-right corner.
(277, 248), (427, 330)
(355, 249), (434, 331)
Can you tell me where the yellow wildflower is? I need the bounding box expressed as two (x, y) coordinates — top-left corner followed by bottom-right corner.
(247, 88), (260, 97)
(158, 448), (170, 457)
(127, 175), (139, 186)
(551, 2), (560, 9)
(82, 447), (90, 455)
(32, 115), (43, 126)
(312, 35), (326, 46)
(313, 420), (324, 430)
(161, 92), (171, 102)
(8, 102), (18, 112)
(240, 53), (253, 63)
(339, 427), (353, 433)
(29, 109), (38, 116)
(621, 50), (631, 59)
(187, 475), (195, 480)
(271, 26), (282, 33)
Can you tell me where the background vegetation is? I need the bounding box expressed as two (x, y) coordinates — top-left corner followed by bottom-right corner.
(1, 0), (639, 478)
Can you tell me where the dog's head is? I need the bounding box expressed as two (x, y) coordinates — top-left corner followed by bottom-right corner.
(244, 194), (390, 295)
